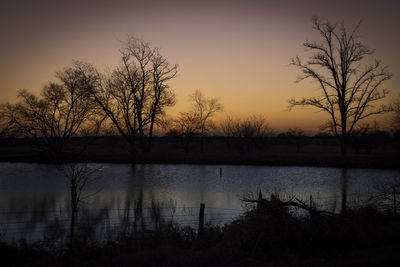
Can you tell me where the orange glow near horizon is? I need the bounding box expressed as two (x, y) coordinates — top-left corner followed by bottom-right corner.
(1, 0), (399, 133)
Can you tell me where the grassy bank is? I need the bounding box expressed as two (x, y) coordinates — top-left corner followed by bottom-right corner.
(1, 136), (399, 169)
(2, 196), (400, 266)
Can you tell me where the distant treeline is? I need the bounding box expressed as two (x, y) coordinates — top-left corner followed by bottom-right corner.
(1, 129), (399, 167)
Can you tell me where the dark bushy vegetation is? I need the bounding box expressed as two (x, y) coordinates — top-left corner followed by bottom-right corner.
(2, 196), (400, 266)
(1, 133), (399, 169)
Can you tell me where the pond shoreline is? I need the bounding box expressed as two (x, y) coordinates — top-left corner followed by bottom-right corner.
(1, 152), (399, 170)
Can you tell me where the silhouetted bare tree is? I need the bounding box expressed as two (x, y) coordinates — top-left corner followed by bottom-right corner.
(347, 121), (379, 153)
(220, 115), (271, 137)
(147, 47), (177, 151)
(0, 105), (11, 137)
(289, 17), (392, 154)
(393, 97), (400, 131)
(174, 111), (201, 153)
(285, 128), (305, 153)
(220, 115), (235, 137)
(236, 115), (271, 138)
(86, 37), (177, 158)
(220, 115), (272, 152)
(190, 90), (222, 152)
(1, 62), (102, 160)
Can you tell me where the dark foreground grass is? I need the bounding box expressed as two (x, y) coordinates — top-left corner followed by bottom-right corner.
(2, 204), (400, 266)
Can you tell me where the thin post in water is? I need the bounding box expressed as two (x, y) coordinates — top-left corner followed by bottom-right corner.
(393, 186), (397, 216)
(198, 203), (205, 238)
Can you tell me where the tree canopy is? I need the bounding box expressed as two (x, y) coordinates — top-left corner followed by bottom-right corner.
(289, 16), (392, 154)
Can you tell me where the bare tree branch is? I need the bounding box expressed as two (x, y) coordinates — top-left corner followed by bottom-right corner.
(288, 17), (392, 154)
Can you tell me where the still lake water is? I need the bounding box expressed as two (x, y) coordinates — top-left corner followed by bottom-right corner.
(0, 162), (399, 242)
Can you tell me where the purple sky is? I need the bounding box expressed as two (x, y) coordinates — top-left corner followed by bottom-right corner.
(1, 0), (399, 131)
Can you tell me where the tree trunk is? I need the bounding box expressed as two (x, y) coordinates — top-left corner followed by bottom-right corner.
(185, 136), (190, 153)
(129, 139), (136, 164)
(200, 127), (204, 153)
(147, 116), (156, 153)
(147, 136), (152, 153)
(226, 137), (231, 152)
(340, 136), (347, 155)
(138, 130), (146, 153)
(341, 116), (347, 155)
(49, 139), (64, 163)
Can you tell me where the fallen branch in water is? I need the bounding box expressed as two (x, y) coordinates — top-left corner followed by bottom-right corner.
(241, 192), (340, 217)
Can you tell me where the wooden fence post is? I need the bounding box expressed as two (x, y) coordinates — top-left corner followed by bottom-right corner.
(393, 186), (397, 216)
(198, 203), (205, 238)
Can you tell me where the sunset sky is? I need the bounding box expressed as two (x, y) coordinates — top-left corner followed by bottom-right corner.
(1, 0), (399, 132)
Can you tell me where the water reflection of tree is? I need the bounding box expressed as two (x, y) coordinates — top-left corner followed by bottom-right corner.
(64, 164), (101, 253)
(3, 194), (58, 230)
(341, 168), (348, 214)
